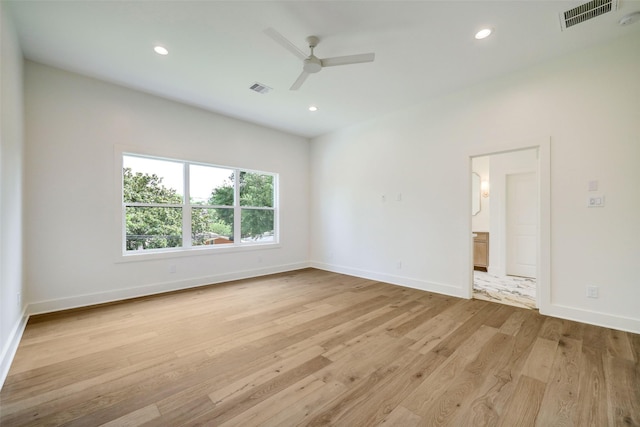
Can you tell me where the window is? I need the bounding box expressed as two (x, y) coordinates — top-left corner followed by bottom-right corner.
(122, 154), (277, 254)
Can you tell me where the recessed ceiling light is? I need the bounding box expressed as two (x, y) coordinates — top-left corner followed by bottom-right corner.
(154, 46), (169, 55)
(475, 28), (493, 40)
(308, 105), (318, 112)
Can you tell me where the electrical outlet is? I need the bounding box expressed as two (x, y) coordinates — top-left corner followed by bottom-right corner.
(587, 195), (605, 207)
(586, 286), (599, 298)
(396, 261), (402, 269)
(169, 264), (176, 274)
(17, 292), (21, 307)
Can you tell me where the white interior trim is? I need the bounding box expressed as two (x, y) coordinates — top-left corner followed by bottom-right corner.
(311, 261), (466, 298)
(546, 304), (640, 335)
(27, 262), (309, 316)
(0, 308), (28, 390)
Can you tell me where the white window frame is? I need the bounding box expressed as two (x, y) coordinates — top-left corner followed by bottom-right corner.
(120, 152), (279, 259)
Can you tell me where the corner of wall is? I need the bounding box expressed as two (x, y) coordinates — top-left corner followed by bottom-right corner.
(310, 261), (467, 299)
(0, 1), (27, 391)
(0, 309), (28, 390)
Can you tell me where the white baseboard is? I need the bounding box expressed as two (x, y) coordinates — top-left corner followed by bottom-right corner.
(310, 261), (465, 298)
(312, 261), (640, 334)
(0, 306), (28, 391)
(28, 262), (310, 316)
(544, 303), (640, 335)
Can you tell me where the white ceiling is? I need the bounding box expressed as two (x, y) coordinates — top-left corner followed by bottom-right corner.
(7, 1), (640, 138)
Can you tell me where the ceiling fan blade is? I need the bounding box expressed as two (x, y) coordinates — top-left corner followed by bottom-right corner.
(290, 71), (310, 90)
(264, 28), (307, 61)
(321, 53), (375, 67)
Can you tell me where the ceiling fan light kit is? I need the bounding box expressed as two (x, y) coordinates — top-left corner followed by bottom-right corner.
(264, 28), (375, 90)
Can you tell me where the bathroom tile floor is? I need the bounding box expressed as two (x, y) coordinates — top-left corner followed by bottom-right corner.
(473, 270), (537, 310)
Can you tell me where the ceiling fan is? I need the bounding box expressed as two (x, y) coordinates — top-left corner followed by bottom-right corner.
(264, 28), (375, 90)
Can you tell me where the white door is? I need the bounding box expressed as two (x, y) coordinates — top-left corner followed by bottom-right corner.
(506, 172), (537, 278)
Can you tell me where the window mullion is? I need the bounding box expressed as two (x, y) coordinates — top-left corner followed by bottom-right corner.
(234, 169), (241, 244)
(183, 163), (192, 248)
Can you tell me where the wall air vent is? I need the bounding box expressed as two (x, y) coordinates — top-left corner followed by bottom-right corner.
(249, 82), (272, 94)
(560, 0), (618, 30)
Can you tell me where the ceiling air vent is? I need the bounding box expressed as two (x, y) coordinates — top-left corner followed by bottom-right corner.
(560, 0), (619, 30)
(249, 82), (272, 94)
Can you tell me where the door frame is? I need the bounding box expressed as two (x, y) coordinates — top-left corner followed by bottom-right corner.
(467, 137), (550, 313)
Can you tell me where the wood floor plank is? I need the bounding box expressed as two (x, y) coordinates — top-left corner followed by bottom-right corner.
(430, 302), (506, 357)
(417, 332), (515, 426)
(445, 310), (543, 425)
(303, 350), (424, 426)
(466, 310), (545, 422)
(1, 269), (638, 427)
(7, 350), (215, 426)
(185, 355), (332, 425)
(0, 352), (177, 419)
(218, 375), (326, 427)
(579, 321), (607, 350)
(340, 352), (446, 426)
(576, 344), (609, 426)
(99, 404), (161, 427)
(631, 332), (640, 363)
(498, 375), (546, 427)
(604, 355), (640, 426)
(499, 309), (530, 336)
(205, 344), (325, 411)
(8, 331), (159, 375)
(318, 335), (417, 388)
(377, 405), (423, 426)
(605, 327), (635, 361)
(537, 316), (564, 341)
(536, 337), (583, 426)
(407, 300), (482, 353)
(259, 380), (347, 427)
(401, 324), (499, 416)
(521, 337), (558, 383)
(320, 300), (421, 349)
(406, 298), (485, 341)
(385, 297), (457, 338)
(481, 303), (517, 329)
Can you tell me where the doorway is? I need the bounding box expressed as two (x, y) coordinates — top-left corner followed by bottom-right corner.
(471, 148), (539, 310)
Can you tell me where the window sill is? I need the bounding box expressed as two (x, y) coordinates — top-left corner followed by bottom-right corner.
(116, 242), (281, 263)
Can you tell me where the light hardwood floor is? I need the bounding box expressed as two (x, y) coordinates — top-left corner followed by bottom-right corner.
(1, 268), (639, 426)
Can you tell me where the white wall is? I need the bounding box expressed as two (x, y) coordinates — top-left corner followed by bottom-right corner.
(0, 3), (26, 387)
(310, 33), (640, 333)
(24, 62), (310, 313)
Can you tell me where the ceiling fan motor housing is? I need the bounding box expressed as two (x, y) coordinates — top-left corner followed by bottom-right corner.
(303, 56), (322, 73)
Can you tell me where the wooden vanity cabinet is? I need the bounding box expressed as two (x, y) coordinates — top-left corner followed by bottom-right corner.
(473, 232), (489, 271)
